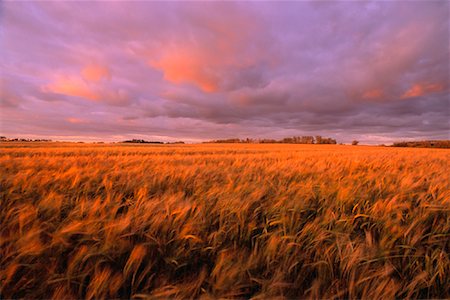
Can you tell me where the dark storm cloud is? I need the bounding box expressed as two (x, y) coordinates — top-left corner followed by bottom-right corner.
(0, 1), (448, 143)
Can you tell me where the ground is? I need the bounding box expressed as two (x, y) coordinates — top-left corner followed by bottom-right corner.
(1, 143), (449, 299)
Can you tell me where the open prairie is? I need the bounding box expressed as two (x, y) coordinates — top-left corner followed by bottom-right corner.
(1, 143), (449, 299)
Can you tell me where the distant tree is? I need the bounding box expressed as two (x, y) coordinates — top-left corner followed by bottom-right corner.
(352, 140), (359, 146)
(323, 137), (337, 144)
(300, 136), (315, 144)
(259, 139), (278, 143)
(392, 140), (450, 148)
(207, 138), (241, 143)
(205, 136), (338, 145)
(166, 141), (185, 144)
(314, 136), (336, 144)
(122, 139), (164, 144)
(282, 137), (294, 143)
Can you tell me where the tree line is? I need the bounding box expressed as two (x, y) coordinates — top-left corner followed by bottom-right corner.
(0, 136), (52, 142)
(206, 136), (337, 144)
(392, 140), (450, 149)
(121, 139), (185, 144)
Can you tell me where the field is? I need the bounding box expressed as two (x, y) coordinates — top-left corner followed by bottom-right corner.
(0, 143), (449, 299)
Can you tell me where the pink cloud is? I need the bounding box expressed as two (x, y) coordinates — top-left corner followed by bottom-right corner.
(81, 64), (111, 82)
(362, 88), (384, 100)
(44, 77), (99, 101)
(43, 75), (131, 106)
(401, 82), (446, 99)
(150, 48), (219, 92)
(66, 117), (85, 124)
(148, 5), (271, 93)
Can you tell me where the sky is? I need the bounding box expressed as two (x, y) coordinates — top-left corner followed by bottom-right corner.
(0, 1), (449, 144)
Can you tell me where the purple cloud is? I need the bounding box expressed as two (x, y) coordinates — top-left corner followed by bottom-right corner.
(0, 1), (448, 143)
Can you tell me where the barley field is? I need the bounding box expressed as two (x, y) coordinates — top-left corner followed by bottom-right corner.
(0, 143), (449, 299)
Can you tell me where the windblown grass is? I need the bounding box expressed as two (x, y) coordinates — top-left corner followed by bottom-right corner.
(1, 143), (449, 299)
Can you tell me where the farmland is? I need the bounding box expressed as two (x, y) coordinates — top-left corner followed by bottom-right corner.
(0, 143), (449, 299)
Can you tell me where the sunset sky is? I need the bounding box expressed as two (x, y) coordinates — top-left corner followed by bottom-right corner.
(1, 1), (449, 144)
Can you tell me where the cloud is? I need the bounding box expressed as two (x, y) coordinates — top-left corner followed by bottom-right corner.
(150, 49), (220, 92)
(44, 77), (98, 101)
(66, 117), (85, 124)
(0, 83), (21, 108)
(0, 1), (448, 143)
(81, 64), (111, 82)
(147, 3), (274, 93)
(362, 88), (384, 101)
(43, 70), (132, 106)
(401, 82), (446, 99)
